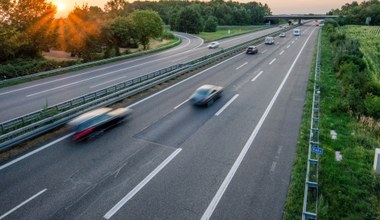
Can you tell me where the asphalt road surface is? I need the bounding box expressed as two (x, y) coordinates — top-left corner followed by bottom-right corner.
(0, 24), (319, 220)
(0, 26), (284, 123)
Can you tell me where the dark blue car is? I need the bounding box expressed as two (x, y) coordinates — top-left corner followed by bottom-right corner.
(190, 84), (223, 106)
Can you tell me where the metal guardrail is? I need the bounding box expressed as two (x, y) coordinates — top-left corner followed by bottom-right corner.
(302, 28), (322, 220)
(0, 27), (291, 151)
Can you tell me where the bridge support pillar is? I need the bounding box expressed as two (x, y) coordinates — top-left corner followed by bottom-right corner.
(299, 18), (302, 25)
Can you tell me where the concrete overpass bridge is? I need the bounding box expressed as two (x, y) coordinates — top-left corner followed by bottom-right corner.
(264, 15), (339, 24)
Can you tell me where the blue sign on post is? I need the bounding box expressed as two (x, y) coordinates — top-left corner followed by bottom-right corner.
(312, 147), (324, 155)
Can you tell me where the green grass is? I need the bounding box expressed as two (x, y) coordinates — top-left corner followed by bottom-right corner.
(198, 25), (266, 42)
(342, 25), (380, 89)
(284, 29), (380, 219)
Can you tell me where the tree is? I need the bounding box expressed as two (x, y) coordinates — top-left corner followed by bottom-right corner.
(104, 0), (129, 19)
(64, 5), (106, 61)
(174, 6), (203, 34)
(108, 16), (133, 55)
(0, 25), (20, 62)
(127, 10), (163, 50)
(204, 16), (218, 32)
(4, 0), (57, 58)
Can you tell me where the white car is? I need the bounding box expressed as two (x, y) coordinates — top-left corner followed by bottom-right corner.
(293, 28), (301, 36)
(279, 32), (286, 37)
(264, 36), (274, 45)
(208, 41), (219, 49)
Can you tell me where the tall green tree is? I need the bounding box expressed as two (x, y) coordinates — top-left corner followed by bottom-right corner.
(174, 6), (203, 34)
(204, 16), (218, 32)
(4, 0), (57, 58)
(127, 10), (163, 50)
(108, 16), (134, 55)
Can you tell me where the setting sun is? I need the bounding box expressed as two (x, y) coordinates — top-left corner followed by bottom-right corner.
(54, 2), (65, 11)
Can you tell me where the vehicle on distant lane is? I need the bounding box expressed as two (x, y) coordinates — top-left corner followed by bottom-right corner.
(208, 41), (220, 49)
(279, 32), (286, 37)
(190, 84), (223, 106)
(246, 46), (258, 54)
(264, 36), (274, 45)
(67, 107), (132, 141)
(293, 28), (301, 36)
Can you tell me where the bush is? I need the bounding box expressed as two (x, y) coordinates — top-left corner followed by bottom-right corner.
(364, 93), (380, 119)
(204, 16), (218, 32)
(0, 59), (78, 79)
(161, 30), (175, 39)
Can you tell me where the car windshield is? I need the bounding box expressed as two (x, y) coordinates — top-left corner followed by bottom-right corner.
(195, 89), (209, 96)
(77, 114), (112, 131)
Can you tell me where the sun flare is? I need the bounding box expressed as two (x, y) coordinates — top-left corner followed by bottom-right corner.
(54, 2), (65, 12)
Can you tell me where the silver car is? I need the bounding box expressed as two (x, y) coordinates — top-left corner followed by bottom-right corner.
(208, 41), (220, 49)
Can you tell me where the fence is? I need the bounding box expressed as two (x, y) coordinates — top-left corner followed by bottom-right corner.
(302, 28), (322, 219)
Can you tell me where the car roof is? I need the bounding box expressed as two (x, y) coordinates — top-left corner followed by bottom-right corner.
(248, 46), (256, 48)
(68, 107), (112, 125)
(198, 84), (214, 90)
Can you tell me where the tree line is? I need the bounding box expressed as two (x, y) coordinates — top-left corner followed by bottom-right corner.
(0, 0), (270, 66)
(328, 0), (380, 25)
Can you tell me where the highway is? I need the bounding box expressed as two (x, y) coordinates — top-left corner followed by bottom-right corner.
(0, 27), (281, 123)
(0, 24), (319, 219)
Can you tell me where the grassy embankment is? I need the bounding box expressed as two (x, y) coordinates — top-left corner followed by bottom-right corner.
(284, 26), (380, 219)
(198, 25), (266, 42)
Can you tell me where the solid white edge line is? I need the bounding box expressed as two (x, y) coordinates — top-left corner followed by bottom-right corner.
(201, 28), (316, 220)
(251, 71), (264, 82)
(269, 58), (277, 65)
(0, 189), (47, 220)
(128, 52), (245, 108)
(215, 94), (239, 116)
(174, 98), (189, 110)
(103, 148), (182, 219)
(0, 133), (72, 171)
(235, 62), (248, 70)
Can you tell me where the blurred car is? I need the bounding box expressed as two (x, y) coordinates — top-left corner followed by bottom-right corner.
(264, 36), (274, 45)
(190, 84), (223, 106)
(293, 28), (301, 36)
(67, 107), (132, 141)
(208, 41), (220, 49)
(246, 46), (258, 54)
(279, 32), (286, 37)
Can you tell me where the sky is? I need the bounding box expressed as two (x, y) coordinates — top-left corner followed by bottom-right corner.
(53, 0), (364, 18)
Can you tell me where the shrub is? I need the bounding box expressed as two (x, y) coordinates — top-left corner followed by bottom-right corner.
(364, 93), (380, 119)
(204, 16), (218, 32)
